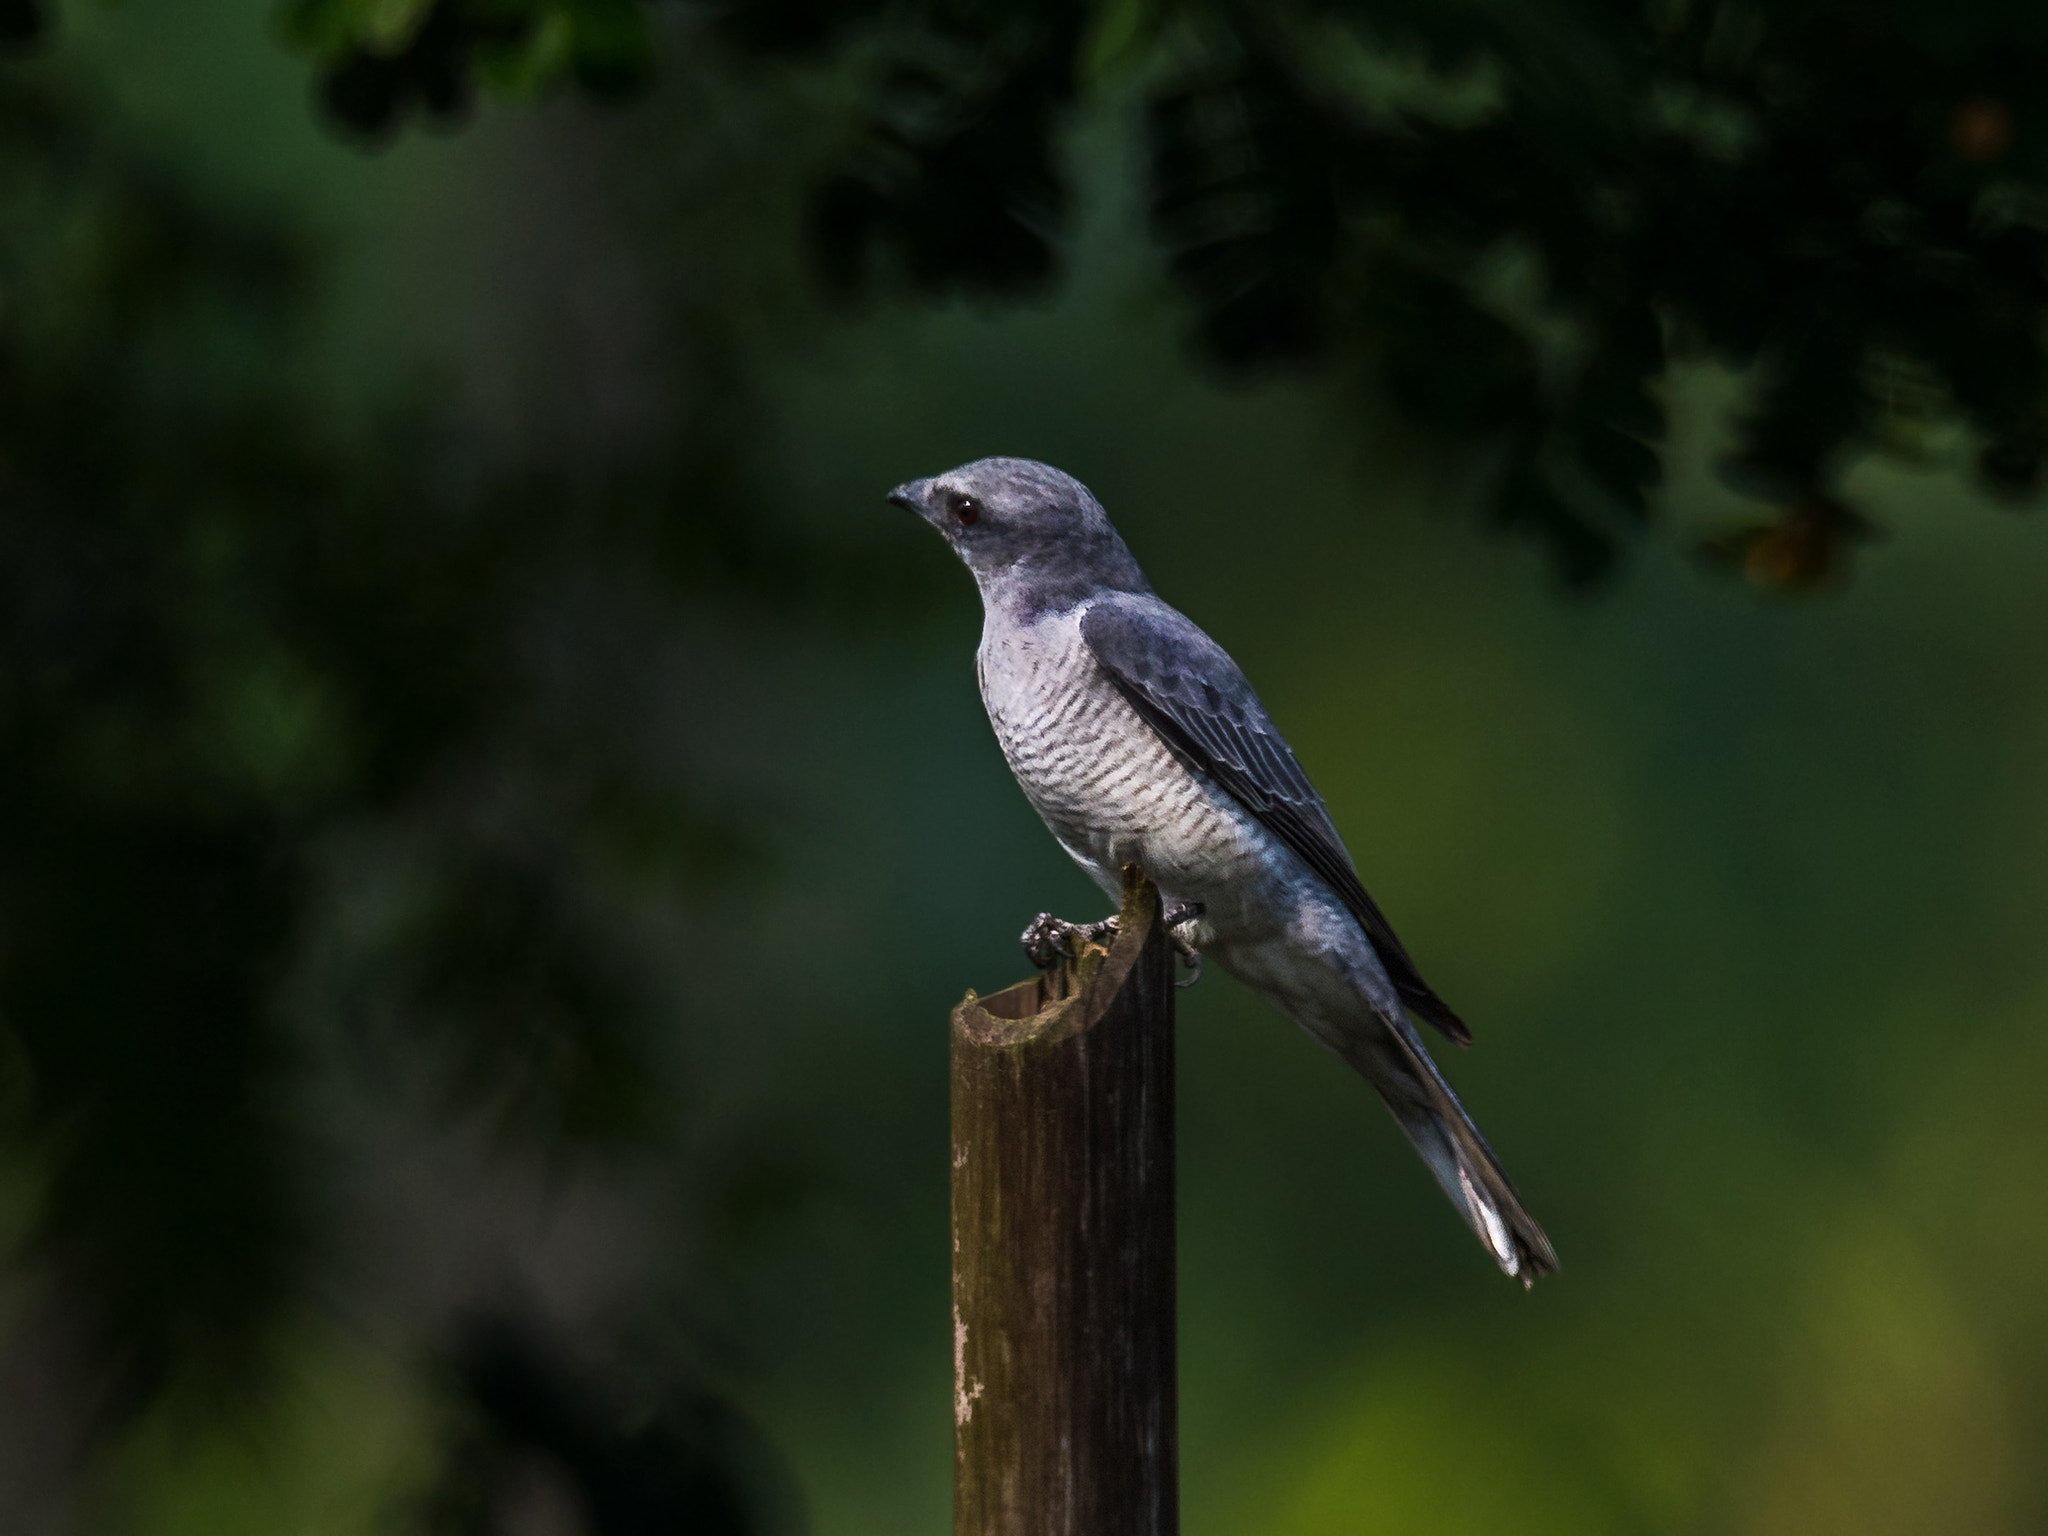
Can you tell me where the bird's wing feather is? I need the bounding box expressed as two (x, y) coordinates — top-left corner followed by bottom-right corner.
(1080, 593), (1471, 1046)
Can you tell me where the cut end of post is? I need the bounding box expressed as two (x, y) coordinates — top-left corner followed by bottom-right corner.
(954, 866), (1162, 1047)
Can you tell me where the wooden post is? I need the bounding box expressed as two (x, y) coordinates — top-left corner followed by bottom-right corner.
(949, 865), (1178, 1536)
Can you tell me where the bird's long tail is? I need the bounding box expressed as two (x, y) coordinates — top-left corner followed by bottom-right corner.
(1332, 1013), (1559, 1286)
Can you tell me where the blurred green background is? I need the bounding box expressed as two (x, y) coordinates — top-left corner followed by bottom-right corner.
(5, 2), (2048, 1533)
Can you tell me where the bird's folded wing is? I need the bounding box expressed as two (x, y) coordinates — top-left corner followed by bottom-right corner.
(1079, 592), (1471, 1046)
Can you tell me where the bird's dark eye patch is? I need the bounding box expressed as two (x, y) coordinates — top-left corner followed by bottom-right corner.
(948, 493), (982, 527)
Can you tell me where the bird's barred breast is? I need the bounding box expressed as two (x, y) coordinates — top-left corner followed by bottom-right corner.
(975, 605), (1275, 918)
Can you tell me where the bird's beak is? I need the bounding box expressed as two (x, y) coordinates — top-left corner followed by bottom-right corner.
(886, 479), (930, 515)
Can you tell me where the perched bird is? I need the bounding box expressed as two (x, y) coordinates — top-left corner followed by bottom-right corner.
(889, 457), (1557, 1284)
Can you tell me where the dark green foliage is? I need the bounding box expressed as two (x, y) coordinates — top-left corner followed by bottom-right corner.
(312, 2), (486, 136)
(0, 76), (770, 1428)
(813, 8), (1087, 300)
(383, 842), (662, 1145)
(1148, 44), (1341, 367)
(0, 0), (41, 46)
(1134, 2), (2048, 584)
(278, 0), (2048, 586)
(2, 813), (302, 1401)
(422, 1317), (797, 1536)
(712, 0), (891, 56)
(0, 86), (318, 1400)
(283, 0), (655, 137)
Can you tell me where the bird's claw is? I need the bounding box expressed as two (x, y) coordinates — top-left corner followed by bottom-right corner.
(1020, 912), (1069, 970)
(1165, 901), (1205, 989)
(1021, 901), (1205, 987)
(1020, 912), (1118, 971)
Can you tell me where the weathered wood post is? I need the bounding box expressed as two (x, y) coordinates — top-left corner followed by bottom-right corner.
(949, 864), (1178, 1536)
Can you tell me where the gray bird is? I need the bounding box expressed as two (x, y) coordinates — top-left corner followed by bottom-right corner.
(889, 457), (1557, 1284)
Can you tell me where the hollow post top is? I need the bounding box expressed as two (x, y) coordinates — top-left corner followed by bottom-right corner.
(952, 866), (1163, 1050)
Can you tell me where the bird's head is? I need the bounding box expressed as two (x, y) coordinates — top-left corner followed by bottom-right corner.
(887, 457), (1148, 612)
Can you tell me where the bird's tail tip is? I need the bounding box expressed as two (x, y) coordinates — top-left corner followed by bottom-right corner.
(1454, 1153), (1558, 1287)
(1338, 1008), (1558, 1285)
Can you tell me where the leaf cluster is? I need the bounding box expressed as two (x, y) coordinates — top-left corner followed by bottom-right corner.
(283, 0), (2048, 587)
(279, 0), (655, 136)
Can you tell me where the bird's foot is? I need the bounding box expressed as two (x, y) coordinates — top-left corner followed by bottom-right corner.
(1020, 902), (1205, 985)
(1020, 912), (1119, 971)
(1165, 901), (1205, 989)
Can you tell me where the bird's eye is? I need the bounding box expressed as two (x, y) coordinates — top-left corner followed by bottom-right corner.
(949, 494), (982, 527)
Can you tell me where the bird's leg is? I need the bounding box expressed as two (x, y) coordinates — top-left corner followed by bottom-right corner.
(1164, 901), (1205, 989)
(1020, 911), (1120, 971)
